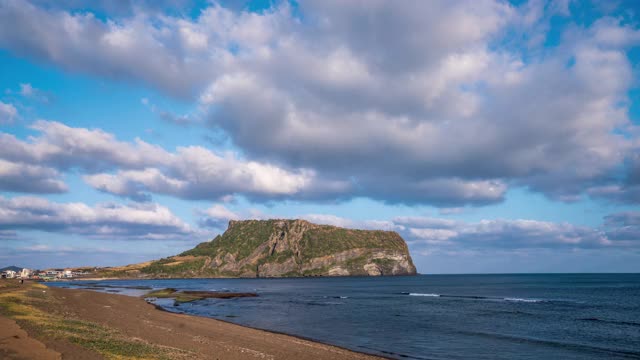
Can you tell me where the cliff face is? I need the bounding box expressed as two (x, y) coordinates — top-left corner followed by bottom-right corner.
(108, 219), (416, 278)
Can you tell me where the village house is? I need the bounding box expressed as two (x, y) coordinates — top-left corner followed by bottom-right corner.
(20, 268), (33, 279)
(46, 270), (60, 277)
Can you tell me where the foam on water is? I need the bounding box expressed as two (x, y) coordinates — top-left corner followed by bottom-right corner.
(504, 297), (543, 303)
(408, 293), (440, 297)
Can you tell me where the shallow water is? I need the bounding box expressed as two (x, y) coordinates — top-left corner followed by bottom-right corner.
(48, 274), (640, 359)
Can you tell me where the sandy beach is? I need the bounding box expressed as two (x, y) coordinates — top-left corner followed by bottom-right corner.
(0, 280), (381, 359)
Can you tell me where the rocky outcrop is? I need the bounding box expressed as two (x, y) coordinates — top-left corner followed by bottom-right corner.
(115, 219), (417, 278)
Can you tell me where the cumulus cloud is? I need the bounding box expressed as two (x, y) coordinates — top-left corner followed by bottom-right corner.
(0, 196), (195, 240)
(263, 213), (633, 251)
(604, 211), (640, 243)
(587, 152), (640, 204)
(0, 0), (200, 98)
(0, 101), (17, 124)
(404, 218), (611, 249)
(0, 120), (349, 201)
(197, 204), (241, 229)
(0, 120), (169, 171)
(0, 159), (67, 193)
(0, 0), (291, 98)
(0, 1), (638, 207)
(198, 6), (638, 204)
(82, 146), (349, 202)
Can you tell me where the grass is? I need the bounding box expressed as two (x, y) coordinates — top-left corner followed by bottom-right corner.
(182, 220), (277, 260)
(140, 258), (206, 276)
(120, 219), (414, 278)
(299, 227), (407, 261)
(0, 281), (193, 359)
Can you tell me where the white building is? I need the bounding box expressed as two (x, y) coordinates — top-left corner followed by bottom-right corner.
(6, 270), (17, 279)
(20, 268), (32, 278)
(63, 270), (73, 278)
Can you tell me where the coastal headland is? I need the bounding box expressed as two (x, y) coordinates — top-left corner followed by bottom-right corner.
(0, 280), (381, 359)
(95, 219), (417, 279)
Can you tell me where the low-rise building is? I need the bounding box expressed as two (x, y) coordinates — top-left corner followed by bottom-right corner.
(20, 268), (32, 279)
(6, 270), (16, 279)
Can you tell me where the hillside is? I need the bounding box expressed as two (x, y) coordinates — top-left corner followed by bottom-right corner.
(98, 219), (417, 278)
(0, 266), (22, 272)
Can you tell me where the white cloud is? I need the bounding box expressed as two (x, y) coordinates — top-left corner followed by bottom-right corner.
(82, 146), (342, 201)
(0, 120), (169, 170)
(0, 101), (17, 124)
(19, 83), (33, 96)
(197, 204), (241, 229)
(401, 216), (612, 249)
(17, 83), (51, 103)
(0, 159), (67, 193)
(604, 211), (640, 243)
(0, 120), (347, 201)
(0, 1), (638, 206)
(0, 195), (195, 240)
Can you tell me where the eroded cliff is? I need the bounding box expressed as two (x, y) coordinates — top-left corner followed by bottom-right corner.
(100, 219), (417, 278)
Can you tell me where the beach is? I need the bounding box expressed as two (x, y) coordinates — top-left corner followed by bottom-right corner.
(0, 280), (380, 359)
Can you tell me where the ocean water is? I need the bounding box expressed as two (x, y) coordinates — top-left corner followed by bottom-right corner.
(48, 274), (640, 359)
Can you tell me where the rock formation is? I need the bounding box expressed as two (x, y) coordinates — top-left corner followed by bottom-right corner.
(99, 219), (417, 278)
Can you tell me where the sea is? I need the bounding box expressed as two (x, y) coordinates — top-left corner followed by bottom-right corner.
(47, 274), (640, 360)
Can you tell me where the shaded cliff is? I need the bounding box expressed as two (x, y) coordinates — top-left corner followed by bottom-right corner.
(99, 219), (416, 278)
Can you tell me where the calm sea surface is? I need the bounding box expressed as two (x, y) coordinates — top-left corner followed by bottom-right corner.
(48, 274), (640, 359)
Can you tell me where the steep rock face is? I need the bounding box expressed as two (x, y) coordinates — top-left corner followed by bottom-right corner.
(128, 219), (417, 278)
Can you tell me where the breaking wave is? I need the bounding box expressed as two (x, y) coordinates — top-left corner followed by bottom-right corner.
(402, 292), (546, 303)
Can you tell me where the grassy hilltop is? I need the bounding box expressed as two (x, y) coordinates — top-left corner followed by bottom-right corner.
(98, 219), (417, 278)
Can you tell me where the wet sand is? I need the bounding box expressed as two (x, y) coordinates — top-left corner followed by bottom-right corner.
(1, 284), (382, 359)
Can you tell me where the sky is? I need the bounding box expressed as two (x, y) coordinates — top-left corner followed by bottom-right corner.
(0, 0), (639, 274)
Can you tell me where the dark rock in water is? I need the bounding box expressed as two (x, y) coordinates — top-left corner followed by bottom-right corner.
(144, 288), (258, 303)
(181, 291), (257, 299)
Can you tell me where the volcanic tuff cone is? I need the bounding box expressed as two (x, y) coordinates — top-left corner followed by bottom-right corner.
(100, 219), (417, 278)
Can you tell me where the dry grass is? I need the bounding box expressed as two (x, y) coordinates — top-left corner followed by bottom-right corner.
(108, 261), (155, 272)
(0, 281), (193, 360)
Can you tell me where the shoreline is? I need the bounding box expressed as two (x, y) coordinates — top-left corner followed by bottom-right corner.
(58, 272), (421, 282)
(147, 301), (393, 360)
(1, 280), (384, 359)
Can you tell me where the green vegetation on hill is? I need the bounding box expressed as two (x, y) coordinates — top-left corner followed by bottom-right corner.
(299, 227), (406, 260)
(96, 219), (416, 278)
(181, 220), (278, 259)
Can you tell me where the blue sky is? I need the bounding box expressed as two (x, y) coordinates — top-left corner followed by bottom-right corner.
(1, 0), (639, 273)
